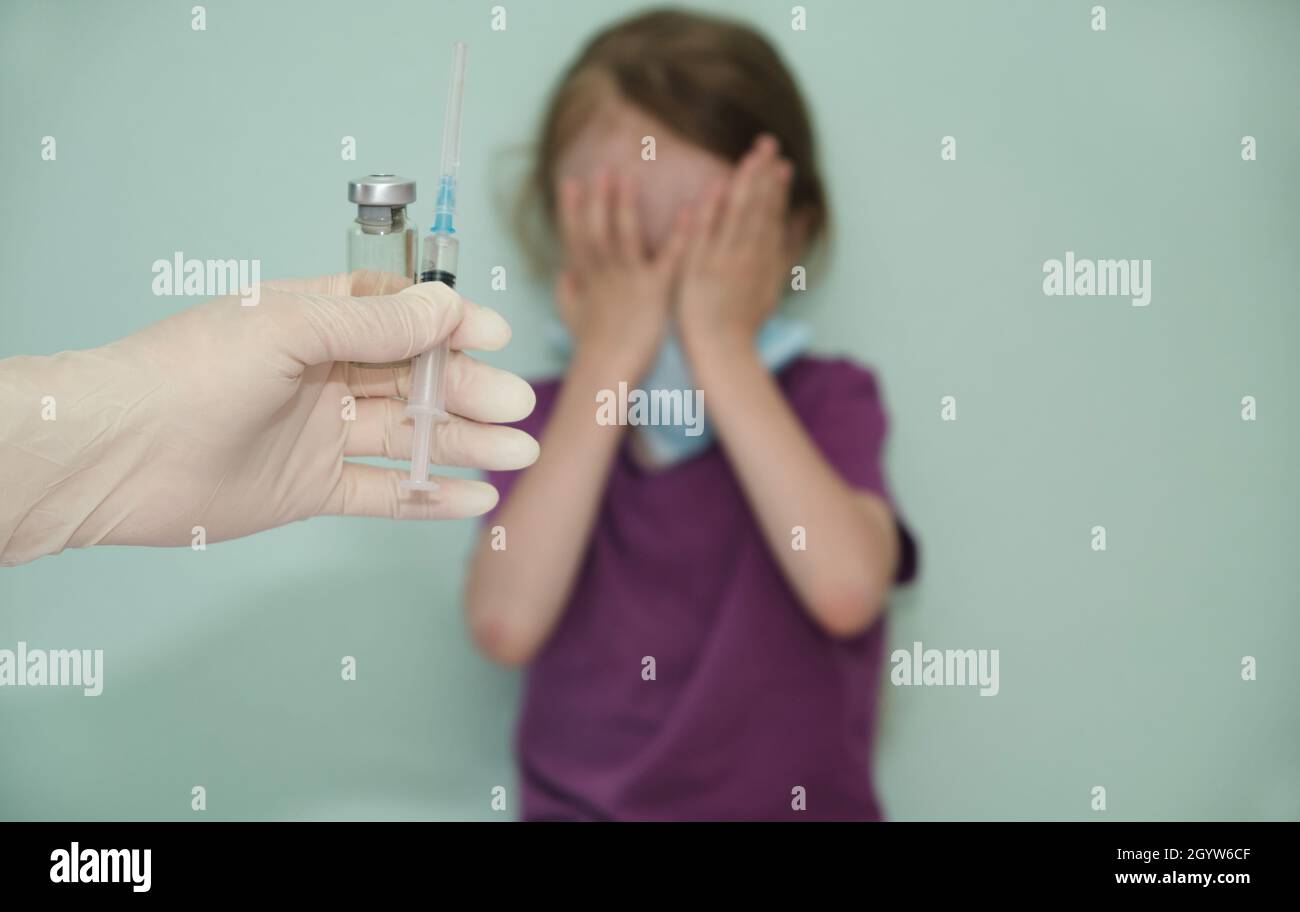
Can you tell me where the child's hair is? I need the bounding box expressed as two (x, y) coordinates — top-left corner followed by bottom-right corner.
(513, 7), (829, 273)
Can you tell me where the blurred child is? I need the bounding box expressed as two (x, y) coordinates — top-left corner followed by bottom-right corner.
(465, 8), (917, 821)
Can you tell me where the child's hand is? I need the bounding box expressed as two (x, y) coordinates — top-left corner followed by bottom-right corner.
(677, 135), (794, 350)
(556, 169), (690, 376)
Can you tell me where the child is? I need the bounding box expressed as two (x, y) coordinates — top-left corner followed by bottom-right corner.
(465, 8), (917, 821)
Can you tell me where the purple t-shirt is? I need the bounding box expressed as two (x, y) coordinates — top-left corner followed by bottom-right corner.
(484, 356), (917, 821)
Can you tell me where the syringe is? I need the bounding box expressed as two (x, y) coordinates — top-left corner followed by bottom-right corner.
(402, 41), (468, 492)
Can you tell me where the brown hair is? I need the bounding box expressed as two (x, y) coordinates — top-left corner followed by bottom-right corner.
(513, 7), (829, 273)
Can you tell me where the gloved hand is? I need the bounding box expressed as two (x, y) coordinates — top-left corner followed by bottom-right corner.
(0, 272), (538, 566)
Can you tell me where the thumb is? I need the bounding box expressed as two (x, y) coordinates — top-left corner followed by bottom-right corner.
(281, 282), (463, 366)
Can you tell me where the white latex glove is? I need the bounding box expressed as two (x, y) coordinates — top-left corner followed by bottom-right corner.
(0, 272), (538, 566)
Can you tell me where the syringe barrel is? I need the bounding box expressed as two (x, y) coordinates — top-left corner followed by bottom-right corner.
(407, 344), (450, 420)
(419, 232), (459, 286)
(409, 232), (457, 422)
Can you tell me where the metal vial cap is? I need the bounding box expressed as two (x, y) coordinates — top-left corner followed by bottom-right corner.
(348, 174), (416, 206)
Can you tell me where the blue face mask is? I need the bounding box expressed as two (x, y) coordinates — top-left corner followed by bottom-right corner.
(546, 316), (812, 466)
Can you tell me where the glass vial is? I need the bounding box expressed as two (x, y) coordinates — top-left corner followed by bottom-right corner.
(346, 174), (418, 367)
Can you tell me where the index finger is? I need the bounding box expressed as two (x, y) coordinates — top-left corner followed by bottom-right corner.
(719, 136), (779, 245)
(447, 294), (512, 352)
(278, 282), (509, 366)
(262, 270), (413, 297)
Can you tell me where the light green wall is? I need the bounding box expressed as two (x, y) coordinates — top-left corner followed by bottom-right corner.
(1, 0), (1297, 820)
